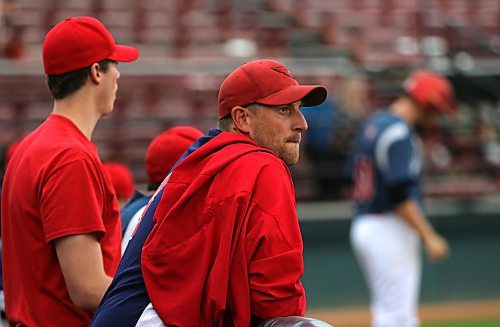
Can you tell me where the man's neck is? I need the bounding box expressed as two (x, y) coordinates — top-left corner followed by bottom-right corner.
(390, 97), (419, 126)
(52, 94), (100, 140)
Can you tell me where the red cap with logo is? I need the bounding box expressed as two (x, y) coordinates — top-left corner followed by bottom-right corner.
(42, 16), (139, 75)
(218, 59), (328, 119)
(403, 70), (457, 116)
(145, 126), (203, 184)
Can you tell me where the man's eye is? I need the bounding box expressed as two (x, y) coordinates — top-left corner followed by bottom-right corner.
(279, 106), (291, 114)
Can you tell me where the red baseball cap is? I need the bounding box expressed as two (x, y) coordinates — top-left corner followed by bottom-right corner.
(218, 59), (328, 119)
(103, 162), (135, 201)
(145, 126), (203, 183)
(42, 16), (139, 75)
(403, 70), (457, 116)
(5, 138), (22, 165)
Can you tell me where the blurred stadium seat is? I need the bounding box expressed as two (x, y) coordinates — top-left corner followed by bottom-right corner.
(1, 0), (499, 201)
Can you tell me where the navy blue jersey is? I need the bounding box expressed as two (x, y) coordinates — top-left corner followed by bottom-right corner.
(351, 111), (423, 215)
(90, 130), (219, 327)
(120, 191), (151, 235)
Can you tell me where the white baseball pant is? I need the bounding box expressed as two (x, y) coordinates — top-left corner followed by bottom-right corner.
(350, 213), (421, 327)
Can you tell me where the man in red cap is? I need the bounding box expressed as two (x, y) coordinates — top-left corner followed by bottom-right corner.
(1, 16), (138, 326)
(91, 59), (332, 327)
(350, 70), (455, 327)
(120, 126), (202, 253)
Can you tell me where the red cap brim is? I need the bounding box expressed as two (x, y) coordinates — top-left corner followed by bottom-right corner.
(256, 85), (327, 107)
(108, 44), (139, 62)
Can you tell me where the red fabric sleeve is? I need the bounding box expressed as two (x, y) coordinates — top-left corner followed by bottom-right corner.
(245, 163), (306, 322)
(40, 158), (106, 242)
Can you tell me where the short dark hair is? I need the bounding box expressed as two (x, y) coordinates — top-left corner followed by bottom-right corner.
(46, 59), (114, 100)
(217, 116), (233, 131)
(217, 103), (259, 131)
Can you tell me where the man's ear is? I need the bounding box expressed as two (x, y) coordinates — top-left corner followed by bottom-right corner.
(89, 63), (102, 84)
(231, 106), (252, 133)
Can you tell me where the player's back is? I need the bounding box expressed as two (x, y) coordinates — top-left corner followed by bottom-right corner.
(351, 110), (423, 216)
(1, 115), (109, 326)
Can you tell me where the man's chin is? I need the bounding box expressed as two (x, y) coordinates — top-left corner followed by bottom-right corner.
(281, 152), (300, 166)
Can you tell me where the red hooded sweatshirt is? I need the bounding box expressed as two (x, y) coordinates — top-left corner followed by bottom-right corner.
(141, 131), (306, 326)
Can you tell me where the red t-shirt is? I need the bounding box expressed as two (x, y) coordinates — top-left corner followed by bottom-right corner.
(1, 114), (122, 326)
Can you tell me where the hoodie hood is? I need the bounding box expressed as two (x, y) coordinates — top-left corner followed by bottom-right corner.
(150, 129), (283, 225)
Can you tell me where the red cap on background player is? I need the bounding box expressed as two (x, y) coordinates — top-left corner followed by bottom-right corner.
(403, 70), (457, 116)
(103, 162), (135, 201)
(42, 16), (139, 75)
(5, 138), (23, 165)
(218, 59), (327, 119)
(145, 126), (203, 184)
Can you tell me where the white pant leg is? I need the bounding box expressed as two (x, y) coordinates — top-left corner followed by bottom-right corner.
(350, 214), (422, 327)
(135, 303), (165, 327)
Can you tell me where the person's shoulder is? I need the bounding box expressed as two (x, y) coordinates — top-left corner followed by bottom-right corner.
(239, 151), (292, 184)
(55, 141), (96, 163)
(370, 110), (394, 124)
(225, 151), (293, 193)
(122, 192), (150, 212)
(222, 148), (288, 177)
(371, 111), (407, 132)
(213, 134), (285, 168)
(246, 149), (285, 167)
(376, 120), (411, 150)
(28, 139), (101, 178)
(22, 132), (88, 162)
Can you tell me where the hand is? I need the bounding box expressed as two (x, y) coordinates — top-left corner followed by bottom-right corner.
(423, 233), (450, 262)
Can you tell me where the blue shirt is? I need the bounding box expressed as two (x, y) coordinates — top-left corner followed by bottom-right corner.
(351, 110), (423, 215)
(120, 191), (151, 235)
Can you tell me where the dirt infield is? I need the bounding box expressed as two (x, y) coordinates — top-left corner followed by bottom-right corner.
(306, 299), (500, 327)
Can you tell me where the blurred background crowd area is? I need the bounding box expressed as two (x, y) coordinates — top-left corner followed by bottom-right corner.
(1, 0), (500, 202)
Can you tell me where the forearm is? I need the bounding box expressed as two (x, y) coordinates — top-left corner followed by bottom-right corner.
(54, 233), (114, 311)
(393, 199), (437, 242)
(394, 198), (449, 261)
(68, 274), (113, 311)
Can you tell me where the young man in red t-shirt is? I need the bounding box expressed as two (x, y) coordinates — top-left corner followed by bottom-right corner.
(1, 16), (139, 326)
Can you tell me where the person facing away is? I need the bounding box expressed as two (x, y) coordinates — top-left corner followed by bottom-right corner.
(103, 161), (135, 208)
(90, 59), (329, 327)
(0, 137), (23, 325)
(1, 16), (139, 326)
(349, 70), (455, 327)
(120, 126), (203, 253)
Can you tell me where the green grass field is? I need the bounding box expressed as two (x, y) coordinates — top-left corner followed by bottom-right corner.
(423, 318), (500, 327)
